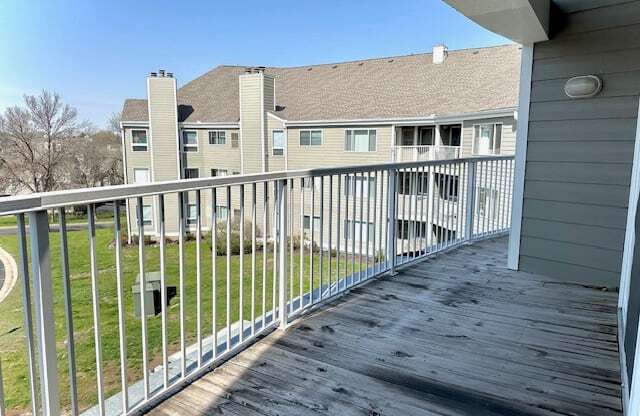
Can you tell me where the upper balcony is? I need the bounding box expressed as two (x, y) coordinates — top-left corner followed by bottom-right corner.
(391, 144), (461, 162)
(0, 155), (621, 416)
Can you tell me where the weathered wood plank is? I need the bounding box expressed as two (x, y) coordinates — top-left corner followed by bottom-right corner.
(146, 237), (622, 416)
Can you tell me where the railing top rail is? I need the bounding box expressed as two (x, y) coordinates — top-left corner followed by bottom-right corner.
(0, 155), (513, 215)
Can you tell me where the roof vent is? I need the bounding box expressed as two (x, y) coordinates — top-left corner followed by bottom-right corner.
(149, 72), (158, 77)
(433, 44), (448, 64)
(166, 72), (173, 78)
(159, 69), (166, 77)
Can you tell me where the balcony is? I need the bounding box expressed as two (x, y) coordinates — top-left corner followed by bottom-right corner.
(391, 145), (461, 162)
(0, 155), (621, 416)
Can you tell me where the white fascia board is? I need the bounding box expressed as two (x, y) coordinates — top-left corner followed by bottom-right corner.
(443, 0), (550, 44)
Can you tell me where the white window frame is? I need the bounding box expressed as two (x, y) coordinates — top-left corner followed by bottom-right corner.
(214, 205), (228, 220)
(344, 219), (375, 242)
(303, 215), (321, 231)
(186, 203), (198, 225)
(272, 129), (285, 155)
(136, 204), (153, 226)
(184, 168), (199, 179)
(472, 123), (502, 156)
(133, 168), (150, 184)
(131, 129), (148, 152)
(299, 129), (323, 146)
(345, 129), (377, 152)
(343, 175), (376, 198)
(477, 186), (499, 220)
(208, 130), (226, 145)
(211, 168), (228, 177)
(182, 130), (198, 152)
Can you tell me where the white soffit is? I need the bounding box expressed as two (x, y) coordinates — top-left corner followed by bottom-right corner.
(443, 0), (550, 43)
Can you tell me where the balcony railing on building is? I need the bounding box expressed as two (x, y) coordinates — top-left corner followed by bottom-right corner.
(391, 145), (461, 162)
(0, 155), (513, 416)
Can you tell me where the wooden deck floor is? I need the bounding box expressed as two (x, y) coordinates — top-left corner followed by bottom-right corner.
(149, 237), (622, 416)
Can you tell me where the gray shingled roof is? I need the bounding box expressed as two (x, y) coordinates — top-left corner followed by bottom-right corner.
(122, 44), (520, 123)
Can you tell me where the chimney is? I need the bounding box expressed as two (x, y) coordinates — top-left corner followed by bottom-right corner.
(433, 44), (448, 64)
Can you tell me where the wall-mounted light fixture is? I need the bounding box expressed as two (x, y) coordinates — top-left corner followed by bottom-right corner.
(564, 75), (602, 99)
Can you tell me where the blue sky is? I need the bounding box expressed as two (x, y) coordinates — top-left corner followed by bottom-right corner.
(0, 0), (509, 128)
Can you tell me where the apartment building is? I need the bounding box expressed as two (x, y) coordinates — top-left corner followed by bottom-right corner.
(120, 44), (520, 246)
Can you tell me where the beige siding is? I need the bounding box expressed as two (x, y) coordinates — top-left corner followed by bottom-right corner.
(266, 115), (286, 171)
(240, 73), (265, 174)
(461, 116), (516, 157)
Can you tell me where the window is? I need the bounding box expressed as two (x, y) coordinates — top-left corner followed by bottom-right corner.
(477, 187), (499, 220)
(186, 203), (198, 225)
(344, 220), (374, 242)
(418, 127), (434, 146)
(441, 125), (461, 147)
(184, 168), (199, 179)
(214, 205), (228, 220)
(300, 130), (322, 146)
(398, 172), (429, 196)
(132, 130), (148, 151)
(273, 130), (285, 155)
(211, 168), (228, 177)
(231, 132), (239, 148)
(133, 168), (150, 184)
(303, 215), (321, 231)
(232, 170), (240, 175)
(343, 176), (376, 198)
(136, 204), (153, 226)
(182, 131), (198, 152)
(209, 130), (226, 145)
(473, 124), (502, 155)
(303, 177), (321, 190)
(432, 225), (456, 243)
(435, 174), (459, 201)
(400, 127), (415, 146)
(345, 129), (376, 152)
(397, 220), (429, 239)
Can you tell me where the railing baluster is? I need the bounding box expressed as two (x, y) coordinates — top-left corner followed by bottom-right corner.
(368, 171), (374, 278)
(272, 183), (277, 321)
(310, 177), (315, 302)
(277, 179), (289, 328)
(344, 174), (349, 289)
(289, 181), (294, 315)
(263, 182), (268, 324)
(16, 214), (39, 416)
(225, 186), (232, 348)
(359, 173), (364, 282)
(195, 190), (203, 365)
(178, 192), (186, 376)
(465, 161), (477, 240)
(378, 171), (385, 272)
(112, 205), (130, 408)
(157, 195), (168, 389)
(319, 176), (324, 301)
(412, 167), (419, 257)
(336, 175), (342, 294)
(135, 198), (149, 400)
(58, 208), (78, 416)
(351, 173), (356, 286)
(387, 169), (397, 275)
(328, 176), (334, 296)
(299, 178), (304, 308)
(211, 189), (218, 358)
(88, 204), (105, 414)
(239, 185), (245, 342)
(252, 183), (257, 335)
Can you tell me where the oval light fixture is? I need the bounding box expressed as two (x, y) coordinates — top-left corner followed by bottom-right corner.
(564, 75), (602, 99)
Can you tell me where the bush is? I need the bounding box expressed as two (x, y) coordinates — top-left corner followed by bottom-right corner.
(208, 219), (263, 255)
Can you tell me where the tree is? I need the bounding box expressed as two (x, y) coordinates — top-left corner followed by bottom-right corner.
(107, 111), (122, 135)
(65, 130), (123, 188)
(0, 90), (79, 193)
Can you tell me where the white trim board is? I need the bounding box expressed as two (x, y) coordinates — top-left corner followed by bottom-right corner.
(507, 44), (533, 270)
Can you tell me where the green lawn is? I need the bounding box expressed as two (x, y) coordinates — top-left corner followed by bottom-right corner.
(0, 210), (120, 227)
(0, 219), (368, 413)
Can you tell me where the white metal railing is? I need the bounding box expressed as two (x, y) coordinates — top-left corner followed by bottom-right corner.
(0, 156), (513, 416)
(391, 145), (461, 162)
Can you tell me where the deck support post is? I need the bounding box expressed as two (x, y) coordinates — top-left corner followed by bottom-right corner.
(28, 210), (60, 416)
(465, 160), (477, 241)
(277, 179), (289, 329)
(386, 169), (398, 276)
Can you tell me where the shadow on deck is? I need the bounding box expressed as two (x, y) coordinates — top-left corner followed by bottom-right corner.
(148, 237), (622, 416)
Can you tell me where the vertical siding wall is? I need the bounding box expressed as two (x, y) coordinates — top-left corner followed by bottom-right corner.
(519, 1), (640, 286)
